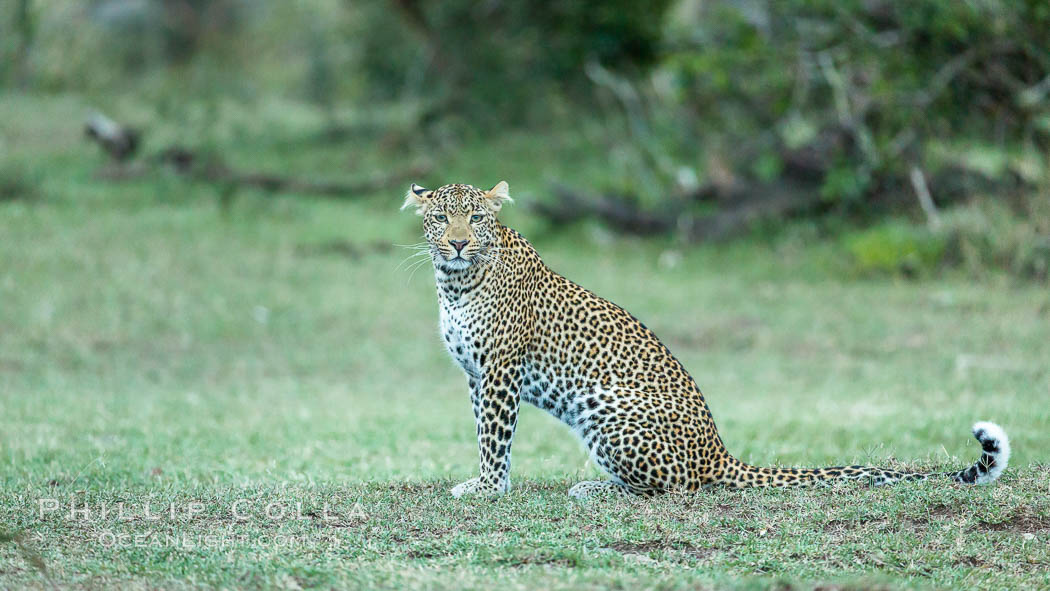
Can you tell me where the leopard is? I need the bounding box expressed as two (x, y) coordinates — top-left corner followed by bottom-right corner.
(401, 180), (1011, 499)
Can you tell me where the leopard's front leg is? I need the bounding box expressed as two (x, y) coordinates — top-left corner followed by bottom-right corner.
(451, 362), (521, 498)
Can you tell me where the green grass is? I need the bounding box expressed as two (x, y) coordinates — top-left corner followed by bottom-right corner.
(2, 95), (1049, 589)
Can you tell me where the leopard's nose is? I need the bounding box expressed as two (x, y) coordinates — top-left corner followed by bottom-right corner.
(449, 239), (470, 252)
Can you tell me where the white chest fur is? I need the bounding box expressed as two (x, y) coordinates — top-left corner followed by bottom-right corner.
(439, 297), (479, 379)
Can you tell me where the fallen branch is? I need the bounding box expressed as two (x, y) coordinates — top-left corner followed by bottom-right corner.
(533, 180), (824, 243)
(535, 184), (673, 235)
(85, 112), (429, 198)
(532, 128), (838, 242)
(84, 112), (139, 162)
(172, 153), (431, 197)
(682, 181), (820, 242)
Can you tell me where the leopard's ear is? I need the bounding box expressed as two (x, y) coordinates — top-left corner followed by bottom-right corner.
(401, 183), (433, 215)
(483, 181), (512, 213)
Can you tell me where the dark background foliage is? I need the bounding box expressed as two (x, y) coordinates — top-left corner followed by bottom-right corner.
(3, 0), (1048, 277)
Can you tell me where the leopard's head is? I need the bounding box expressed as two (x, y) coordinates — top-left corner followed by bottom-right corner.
(401, 181), (512, 271)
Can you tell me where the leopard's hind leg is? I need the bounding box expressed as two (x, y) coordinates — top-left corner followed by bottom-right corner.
(568, 387), (710, 498)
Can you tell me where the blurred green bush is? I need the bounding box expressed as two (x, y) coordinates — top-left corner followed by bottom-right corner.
(348, 0), (672, 123)
(660, 0), (1050, 202)
(845, 221), (947, 278)
(843, 197), (1050, 280)
(940, 198), (1050, 281)
(2, 0), (1047, 280)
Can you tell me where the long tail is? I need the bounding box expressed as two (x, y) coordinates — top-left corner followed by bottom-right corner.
(719, 422), (1010, 488)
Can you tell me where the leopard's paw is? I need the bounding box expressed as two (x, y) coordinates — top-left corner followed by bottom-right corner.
(568, 480), (632, 500)
(451, 477), (508, 498)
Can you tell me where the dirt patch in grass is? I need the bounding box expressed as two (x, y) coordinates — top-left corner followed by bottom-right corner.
(487, 553), (579, 568)
(823, 507), (972, 536)
(605, 539), (719, 562)
(811, 584), (895, 591)
(974, 510), (1050, 534)
(952, 555), (988, 568)
(822, 517), (927, 535)
(377, 482), (448, 495)
(405, 547), (454, 560)
(607, 540), (675, 553)
(824, 518), (877, 534)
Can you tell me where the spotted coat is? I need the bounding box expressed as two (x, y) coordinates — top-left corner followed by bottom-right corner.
(401, 182), (1011, 498)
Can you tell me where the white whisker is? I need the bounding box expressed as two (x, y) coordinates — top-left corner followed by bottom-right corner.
(406, 257), (432, 283)
(394, 250), (432, 272)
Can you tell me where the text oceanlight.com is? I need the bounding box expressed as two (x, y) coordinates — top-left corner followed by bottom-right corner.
(96, 531), (340, 549)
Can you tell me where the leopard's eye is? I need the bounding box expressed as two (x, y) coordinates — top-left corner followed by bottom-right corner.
(434, 214), (448, 223)
(470, 214), (483, 223)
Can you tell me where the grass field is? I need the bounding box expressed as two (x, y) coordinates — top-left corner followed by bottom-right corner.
(2, 95), (1049, 589)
